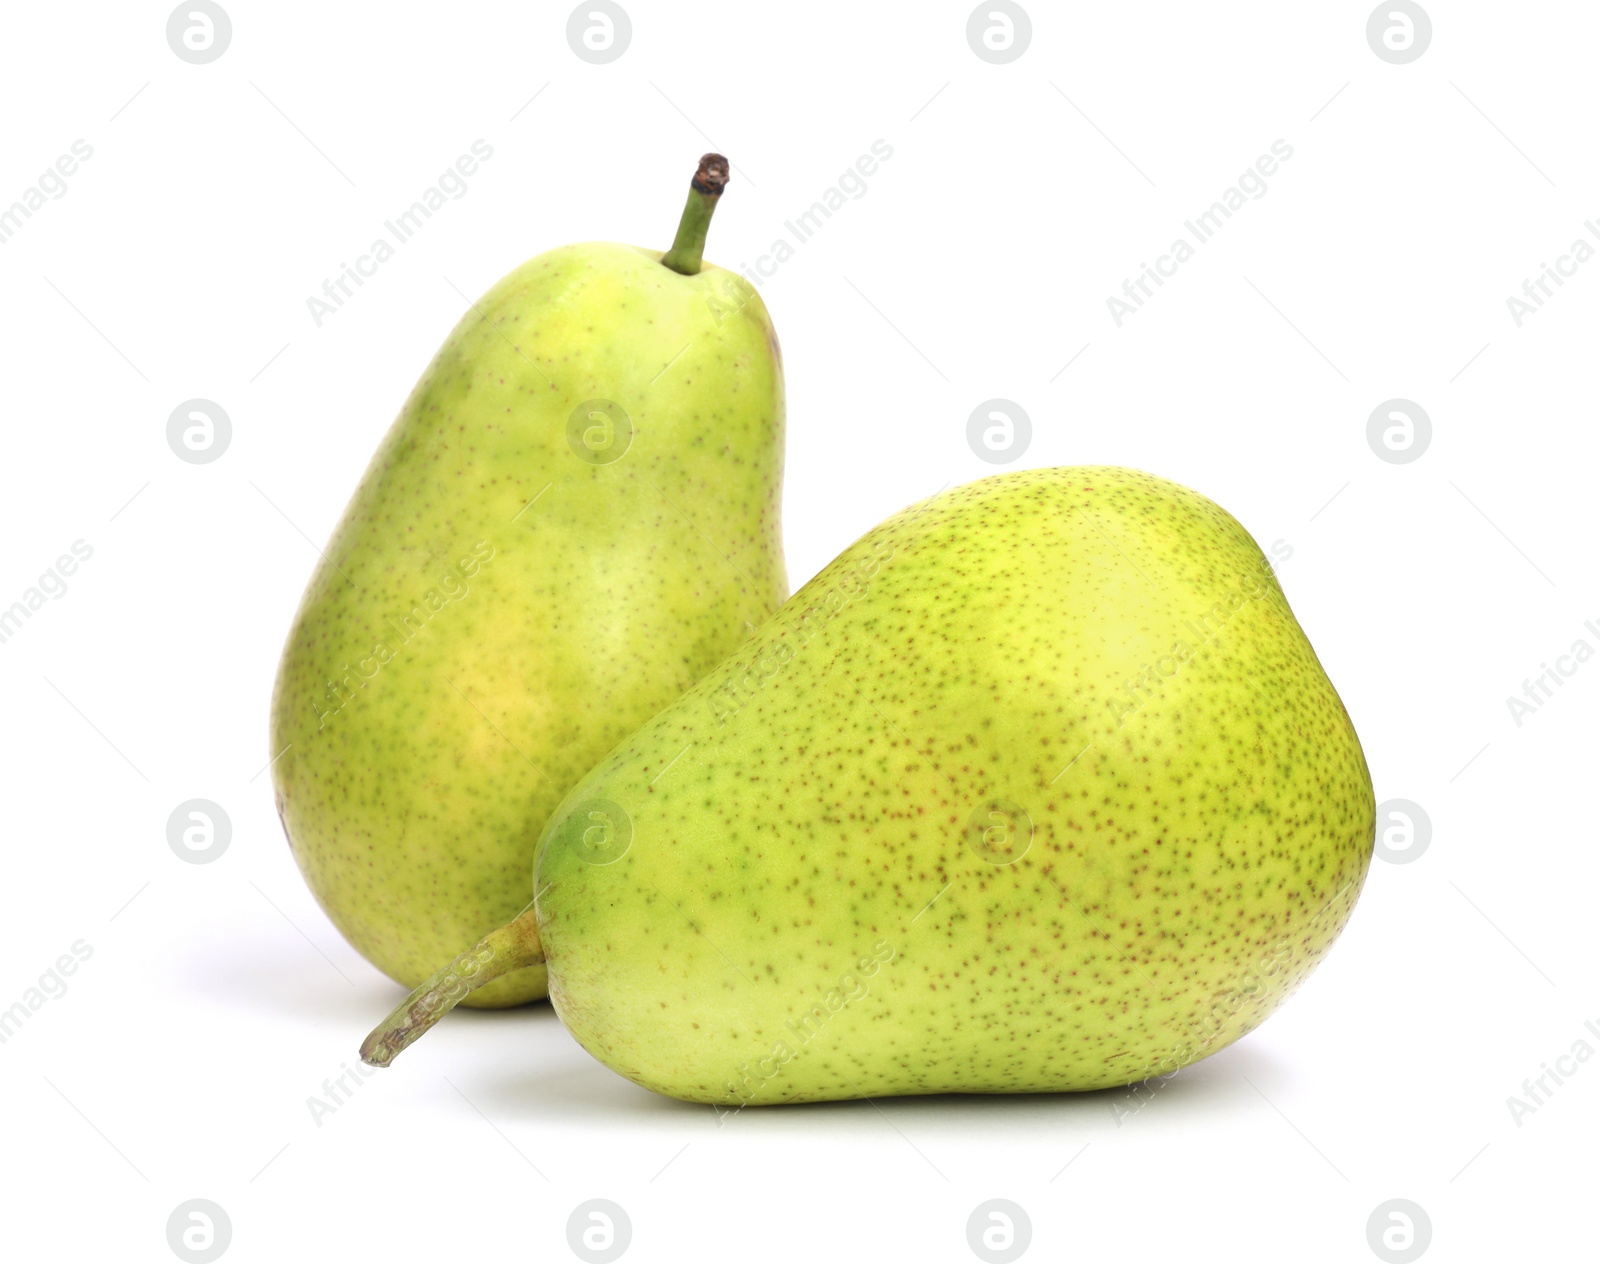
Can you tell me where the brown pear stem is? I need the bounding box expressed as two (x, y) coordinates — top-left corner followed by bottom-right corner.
(359, 906), (544, 1068)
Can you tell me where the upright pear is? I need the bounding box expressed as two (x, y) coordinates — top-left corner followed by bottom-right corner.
(272, 156), (785, 1006)
(363, 467), (1373, 1099)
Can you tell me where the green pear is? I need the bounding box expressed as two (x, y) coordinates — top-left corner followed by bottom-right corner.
(361, 467), (1373, 1098)
(271, 155), (785, 1007)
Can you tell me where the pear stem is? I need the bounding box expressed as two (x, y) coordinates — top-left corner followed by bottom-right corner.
(358, 906), (544, 1068)
(660, 153), (729, 276)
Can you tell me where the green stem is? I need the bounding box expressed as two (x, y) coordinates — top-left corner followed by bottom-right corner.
(358, 906), (544, 1068)
(660, 153), (729, 276)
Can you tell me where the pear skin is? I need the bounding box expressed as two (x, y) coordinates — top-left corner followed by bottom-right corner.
(523, 467), (1372, 1099)
(273, 159), (785, 1007)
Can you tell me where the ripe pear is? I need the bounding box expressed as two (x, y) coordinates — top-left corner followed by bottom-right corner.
(271, 155), (785, 1007)
(361, 467), (1373, 1099)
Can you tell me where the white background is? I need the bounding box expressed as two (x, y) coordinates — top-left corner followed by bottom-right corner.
(1, 2), (1594, 1261)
